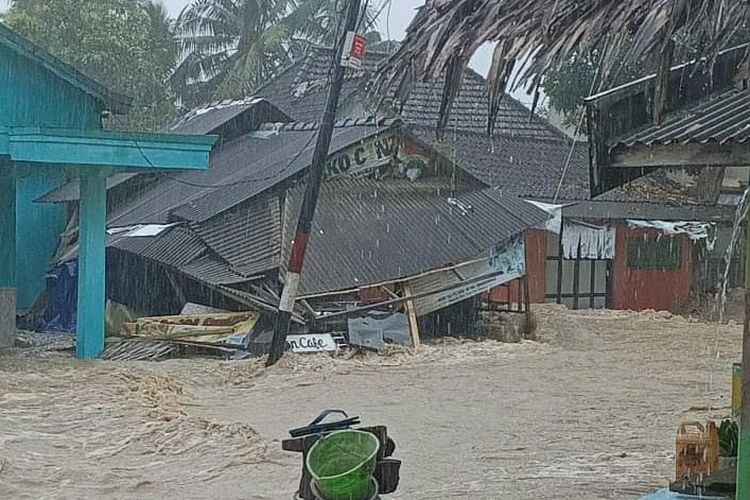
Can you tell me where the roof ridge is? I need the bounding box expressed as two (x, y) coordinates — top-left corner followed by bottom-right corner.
(264, 116), (401, 132)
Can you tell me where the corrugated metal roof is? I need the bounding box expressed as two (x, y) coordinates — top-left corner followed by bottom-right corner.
(409, 126), (590, 200)
(282, 178), (549, 295)
(615, 89), (750, 149)
(171, 98), (263, 135)
(559, 199), (736, 222)
(169, 97), (292, 136)
(178, 256), (251, 285)
(37, 173), (139, 203)
(109, 226), (205, 268)
(170, 124), (392, 222)
(103, 123), (393, 227)
(192, 192), (282, 276)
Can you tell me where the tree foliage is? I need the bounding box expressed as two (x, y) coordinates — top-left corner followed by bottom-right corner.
(174, 0), (375, 106)
(5, 0), (177, 131)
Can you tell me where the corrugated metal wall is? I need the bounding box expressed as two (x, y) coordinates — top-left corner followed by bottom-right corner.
(611, 226), (693, 312)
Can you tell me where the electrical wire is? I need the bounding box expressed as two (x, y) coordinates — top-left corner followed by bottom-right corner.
(148, 0), (356, 192)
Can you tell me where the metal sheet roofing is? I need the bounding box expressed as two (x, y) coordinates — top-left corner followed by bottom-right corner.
(170, 124), (393, 222)
(192, 192), (282, 276)
(169, 97), (292, 136)
(409, 126), (590, 200)
(103, 123), (394, 227)
(282, 178), (549, 296)
(171, 99), (262, 135)
(615, 89), (750, 149)
(559, 199), (736, 223)
(109, 226), (205, 268)
(37, 173), (139, 203)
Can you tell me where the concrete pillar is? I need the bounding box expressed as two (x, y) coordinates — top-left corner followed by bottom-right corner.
(76, 173), (106, 359)
(0, 173), (16, 347)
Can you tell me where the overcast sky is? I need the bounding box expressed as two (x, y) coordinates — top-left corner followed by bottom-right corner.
(0, 0), (531, 104)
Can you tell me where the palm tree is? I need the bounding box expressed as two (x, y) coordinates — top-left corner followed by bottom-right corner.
(143, 1), (179, 73)
(379, 0), (750, 134)
(174, 0), (375, 106)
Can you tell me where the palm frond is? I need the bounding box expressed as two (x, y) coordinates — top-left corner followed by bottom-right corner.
(378, 0), (750, 135)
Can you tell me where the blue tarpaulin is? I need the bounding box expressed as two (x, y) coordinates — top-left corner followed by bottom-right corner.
(40, 260), (77, 333)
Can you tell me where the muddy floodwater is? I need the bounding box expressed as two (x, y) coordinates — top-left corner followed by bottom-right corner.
(0, 305), (741, 499)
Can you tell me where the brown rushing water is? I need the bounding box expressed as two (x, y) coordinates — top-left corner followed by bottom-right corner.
(0, 305), (740, 499)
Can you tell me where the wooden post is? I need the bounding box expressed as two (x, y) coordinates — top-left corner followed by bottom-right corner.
(76, 173), (107, 359)
(403, 283), (421, 348)
(0, 172), (16, 347)
(738, 213), (750, 500)
(572, 241), (581, 310)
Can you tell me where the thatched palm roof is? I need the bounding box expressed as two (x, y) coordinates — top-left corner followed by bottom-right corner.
(378, 0), (749, 135)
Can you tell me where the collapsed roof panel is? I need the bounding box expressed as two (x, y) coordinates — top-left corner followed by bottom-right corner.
(192, 192), (282, 277)
(281, 177), (549, 296)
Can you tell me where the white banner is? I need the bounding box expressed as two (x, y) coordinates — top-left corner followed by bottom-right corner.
(410, 236), (526, 316)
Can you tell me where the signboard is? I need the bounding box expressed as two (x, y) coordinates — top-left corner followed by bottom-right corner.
(325, 132), (431, 181)
(286, 333), (338, 353)
(341, 32), (367, 69)
(326, 133), (400, 178)
(410, 236), (526, 316)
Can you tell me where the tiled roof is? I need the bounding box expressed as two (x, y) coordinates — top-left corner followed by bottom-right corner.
(250, 46), (560, 138)
(408, 126), (590, 200)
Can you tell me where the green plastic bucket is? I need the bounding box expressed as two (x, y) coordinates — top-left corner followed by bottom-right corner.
(306, 430), (380, 500)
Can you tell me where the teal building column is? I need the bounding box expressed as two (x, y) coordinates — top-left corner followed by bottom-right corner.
(0, 170), (16, 347)
(76, 172), (106, 359)
(0, 171), (16, 287)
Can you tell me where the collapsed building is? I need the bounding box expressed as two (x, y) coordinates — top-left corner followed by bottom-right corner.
(30, 44), (741, 351)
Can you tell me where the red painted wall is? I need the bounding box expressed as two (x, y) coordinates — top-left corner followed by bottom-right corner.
(611, 226), (693, 312)
(487, 229), (547, 304)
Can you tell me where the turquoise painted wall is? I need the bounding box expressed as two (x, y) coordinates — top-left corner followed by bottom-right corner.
(0, 44), (103, 309)
(0, 45), (102, 128)
(15, 175), (68, 309)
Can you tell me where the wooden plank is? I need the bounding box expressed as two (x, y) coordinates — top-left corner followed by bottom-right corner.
(590, 261), (597, 309)
(402, 284), (421, 349)
(556, 226), (564, 305)
(165, 270), (187, 306)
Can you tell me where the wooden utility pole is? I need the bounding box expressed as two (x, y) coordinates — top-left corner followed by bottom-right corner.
(267, 0), (363, 366)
